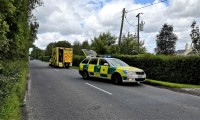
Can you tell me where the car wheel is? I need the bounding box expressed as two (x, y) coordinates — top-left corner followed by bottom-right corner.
(64, 63), (70, 69)
(112, 73), (122, 85)
(82, 71), (89, 79)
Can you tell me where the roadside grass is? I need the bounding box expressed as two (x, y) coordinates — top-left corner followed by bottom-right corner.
(145, 79), (200, 88)
(71, 66), (79, 69)
(0, 63), (28, 120)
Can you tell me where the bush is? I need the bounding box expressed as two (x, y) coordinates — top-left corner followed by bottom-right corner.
(38, 56), (51, 62)
(113, 54), (200, 85)
(73, 55), (85, 67)
(0, 61), (28, 120)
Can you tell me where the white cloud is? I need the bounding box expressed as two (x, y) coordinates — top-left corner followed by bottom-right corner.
(167, 0), (200, 18)
(33, 0), (200, 53)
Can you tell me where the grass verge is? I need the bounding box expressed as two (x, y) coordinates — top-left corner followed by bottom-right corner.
(0, 64), (28, 120)
(71, 66), (79, 69)
(145, 79), (200, 88)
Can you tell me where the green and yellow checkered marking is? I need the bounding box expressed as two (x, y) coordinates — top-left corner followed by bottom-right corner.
(80, 63), (117, 80)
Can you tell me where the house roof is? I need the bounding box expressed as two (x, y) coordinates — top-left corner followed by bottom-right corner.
(176, 50), (186, 54)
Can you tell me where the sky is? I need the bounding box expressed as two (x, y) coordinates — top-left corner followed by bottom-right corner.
(33, 0), (200, 53)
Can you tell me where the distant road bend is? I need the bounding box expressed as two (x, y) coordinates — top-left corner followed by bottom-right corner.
(25, 60), (200, 120)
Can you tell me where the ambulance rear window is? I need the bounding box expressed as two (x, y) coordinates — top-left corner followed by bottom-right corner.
(82, 59), (89, 64)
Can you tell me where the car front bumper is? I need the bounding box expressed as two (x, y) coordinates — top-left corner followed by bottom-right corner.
(123, 74), (146, 83)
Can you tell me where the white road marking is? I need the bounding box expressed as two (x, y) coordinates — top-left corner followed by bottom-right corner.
(54, 69), (59, 71)
(85, 83), (112, 95)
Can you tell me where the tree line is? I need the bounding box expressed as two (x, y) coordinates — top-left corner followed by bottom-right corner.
(31, 31), (147, 58)
(31, 21), (200, 58)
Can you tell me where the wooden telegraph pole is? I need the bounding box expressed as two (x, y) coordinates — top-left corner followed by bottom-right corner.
(118, 8), (126, 53)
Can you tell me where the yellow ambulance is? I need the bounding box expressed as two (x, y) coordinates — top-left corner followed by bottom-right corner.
(50, 47), (73, 68)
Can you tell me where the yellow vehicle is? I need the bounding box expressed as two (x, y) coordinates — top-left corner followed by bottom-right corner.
(50, 47), (73, 68)
(79, 49), (146, 84)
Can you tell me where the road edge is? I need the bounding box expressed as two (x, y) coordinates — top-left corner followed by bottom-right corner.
(21, 73), (31, 120)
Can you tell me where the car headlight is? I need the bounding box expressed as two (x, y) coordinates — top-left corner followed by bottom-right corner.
(123, 70), (136, 75)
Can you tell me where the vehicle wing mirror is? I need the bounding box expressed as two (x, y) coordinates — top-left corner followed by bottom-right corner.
(103, 63), (109, 66)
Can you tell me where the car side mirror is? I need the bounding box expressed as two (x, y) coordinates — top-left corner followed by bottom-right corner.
(103, 63), (109, 66)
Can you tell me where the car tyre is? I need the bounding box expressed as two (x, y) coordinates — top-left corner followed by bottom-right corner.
(82, 71), (89, 79)
(112, 73), (122, 85)
(64, 63), (70, 69)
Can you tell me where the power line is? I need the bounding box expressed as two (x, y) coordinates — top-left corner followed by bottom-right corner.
(127, 0), (168, 13)
(124, 13), (136, 27)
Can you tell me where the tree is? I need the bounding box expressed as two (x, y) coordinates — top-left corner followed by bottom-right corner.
(110, 44), (119, 54)
(45, 40), (72, 56)
(99, 32), (116, 46)
(55, 40), (72, 48)
(0, 0), (42, 60)
(73, 40), (82, 55)
(91, 37), (109, 54)
(91, 31), (117, 54)
(30, 47), (44, 59)
(120, 33), (146, 55)
(81, 40), (90, 49)
(45, 42), (55, 56)
(156, 23), (178, 55)
(190, 21), (200, 53)
(29, 21), (39, 47)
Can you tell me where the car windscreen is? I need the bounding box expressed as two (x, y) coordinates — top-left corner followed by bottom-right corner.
(106, 58), (129, 67)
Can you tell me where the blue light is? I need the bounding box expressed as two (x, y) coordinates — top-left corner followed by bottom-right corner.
(102, 55), (112, 58)
(123, 70), (128, 74)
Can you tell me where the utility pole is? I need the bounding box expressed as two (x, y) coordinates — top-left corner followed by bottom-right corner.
(118, 8), (126, 53)
(136, 13), (142, 54)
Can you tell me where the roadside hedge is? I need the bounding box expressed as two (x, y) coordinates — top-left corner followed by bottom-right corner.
(0, 61), (28, 120)
(38, 56), (51, 62)
(112, 54), (200, 85)
(73, 55), (85, 67)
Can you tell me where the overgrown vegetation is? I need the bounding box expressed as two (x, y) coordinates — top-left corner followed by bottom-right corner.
(0, 61), (28, 120)
(0, 0), (42, 119)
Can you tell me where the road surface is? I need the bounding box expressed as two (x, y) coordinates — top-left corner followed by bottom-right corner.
(25, 60), (200, 120)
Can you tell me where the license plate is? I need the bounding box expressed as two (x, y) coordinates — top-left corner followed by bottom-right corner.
(138, 75), (144, 78)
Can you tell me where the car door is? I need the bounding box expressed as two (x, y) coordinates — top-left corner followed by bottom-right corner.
(88, 58), (100, 77)
(99, 59), (109, 78)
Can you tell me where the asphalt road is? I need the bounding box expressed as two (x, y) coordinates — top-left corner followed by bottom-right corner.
(25, 60), (200, 120)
